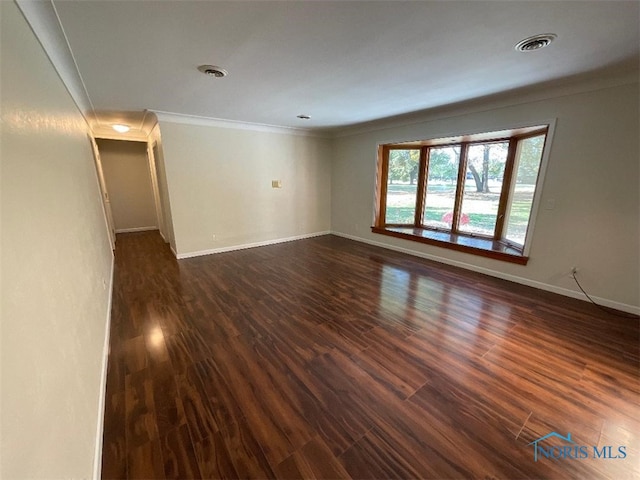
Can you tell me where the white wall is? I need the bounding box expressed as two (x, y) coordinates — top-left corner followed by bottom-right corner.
(158, 119), (332, 256)
(331, 82), (639, 312)
(96, 139), (157, 232)
(0, 2), (114, 478)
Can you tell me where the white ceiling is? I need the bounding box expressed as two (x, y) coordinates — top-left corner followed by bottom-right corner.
(42, 1), (640, 134)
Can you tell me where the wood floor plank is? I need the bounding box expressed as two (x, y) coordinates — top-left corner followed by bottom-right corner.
(192, 430), (239, 479)
(339, 428), (439, 480)
(353, 326), (433, 399)
(174, 373), (219, 443)
(124, 370), (159, 450)
(256, 334), (373, 448)
(188, 354), (277, 478)
(275, 436), (351, 480)
(208, 335), (316, 466)
(101, 392), (127, 480)
(482, 338), (587, 387)
(149, 361), (186, 439)
(122, 336), (149, 375)
(196, 415), (276, 479)
(161, 425), (202, 479)
(409, 372), (530, 440)
(165, 329), (214, 374)
(126, 439), (164, 480)
(250, 336), (360, 457)
(319, 348), (523, 478)
(143, 320), (170, 366)
(101, 231), (639, 479)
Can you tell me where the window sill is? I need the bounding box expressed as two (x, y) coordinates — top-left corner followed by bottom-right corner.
(371, 226), (528, 265)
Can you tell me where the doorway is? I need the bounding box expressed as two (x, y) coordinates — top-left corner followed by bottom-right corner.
(95, 139), (158, 238)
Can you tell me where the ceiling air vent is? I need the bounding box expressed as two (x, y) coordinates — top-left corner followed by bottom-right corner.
(515, 34), (557, 52)
(197, 65), (228, 78)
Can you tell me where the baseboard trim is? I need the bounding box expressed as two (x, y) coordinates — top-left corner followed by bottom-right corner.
(177, 231), (332, 259)
(115, 226), (158, 233)
(331, 231), (639, 315)
(93, 254), (115, 479)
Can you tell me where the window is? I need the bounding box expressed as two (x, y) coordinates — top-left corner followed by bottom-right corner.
(373, 125), (550, 264)
(386, 149), (420, 224)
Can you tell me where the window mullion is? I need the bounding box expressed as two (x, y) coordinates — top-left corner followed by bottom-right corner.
(495, 139), (518, 240)
(414, 147), (429, 226)
(452, 143), (469, 233)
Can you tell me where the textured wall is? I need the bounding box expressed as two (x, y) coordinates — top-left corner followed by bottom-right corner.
(1, 2), (113, 477)
(159, 121), (332, 256)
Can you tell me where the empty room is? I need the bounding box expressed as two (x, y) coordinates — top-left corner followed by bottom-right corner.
(1, 1), (638, 479)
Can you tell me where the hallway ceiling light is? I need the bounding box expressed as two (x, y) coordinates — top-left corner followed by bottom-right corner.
(112, 124), (130, 133)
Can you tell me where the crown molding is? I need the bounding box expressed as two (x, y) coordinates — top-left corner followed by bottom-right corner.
(16, 0), (96, 124)
(152, 110), (330, 138)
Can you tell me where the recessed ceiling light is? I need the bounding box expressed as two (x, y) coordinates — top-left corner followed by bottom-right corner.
(112, 124), (130, 133)
(297, 114), (311, 120)
(515, 33), (557, 52)
(198, 65), (228, 78)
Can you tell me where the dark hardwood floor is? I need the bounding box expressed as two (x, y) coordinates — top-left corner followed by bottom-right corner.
(101, 231), (639, 479)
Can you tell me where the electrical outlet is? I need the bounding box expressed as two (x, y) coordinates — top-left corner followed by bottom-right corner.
(571, 266), (578, 276)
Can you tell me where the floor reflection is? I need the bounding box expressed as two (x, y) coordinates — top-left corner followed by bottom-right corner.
(373, 258), (514, 355)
